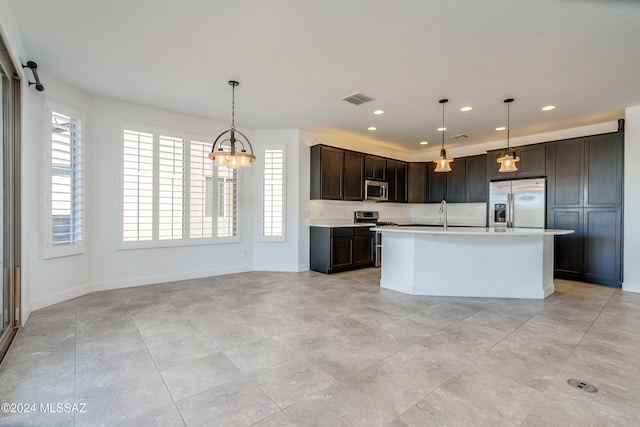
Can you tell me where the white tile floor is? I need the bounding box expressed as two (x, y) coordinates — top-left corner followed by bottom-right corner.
(1, 269), (639, 426)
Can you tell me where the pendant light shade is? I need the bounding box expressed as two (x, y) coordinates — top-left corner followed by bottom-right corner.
(434, 98), (453, 173)
(209, 80), (256, 169)
(435, 148), (452, 172)
(498, 153), (519, 172)
(497, 98), (519, 173)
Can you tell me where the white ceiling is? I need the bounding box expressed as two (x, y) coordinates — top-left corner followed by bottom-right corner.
(7, 0), (640, 155)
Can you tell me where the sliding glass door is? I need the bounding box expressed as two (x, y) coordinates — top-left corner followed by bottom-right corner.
(0, 35), (20, 354)
(1, 69), (9, 341)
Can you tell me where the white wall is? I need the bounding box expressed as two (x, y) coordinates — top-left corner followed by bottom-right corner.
(22, 76), (94, 312)
(298, 137), (311, 271)
(87, 96), (255, 292)
(18, 74), (259, 312)
(252, 129), (304, 272)
(623, 106), (640, 293)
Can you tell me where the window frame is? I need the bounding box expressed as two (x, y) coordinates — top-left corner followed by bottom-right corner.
(118, 122), (241, 250)
(42, 99), (86, 259)
(261, 145), (286, 242)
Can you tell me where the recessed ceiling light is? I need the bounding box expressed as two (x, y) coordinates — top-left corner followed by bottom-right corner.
(437, 127), (447, 132)
(542, 105), (556, 111)
(460, 106), (473, 112)
(419, 141), (428, 145)
(368, 126), (377, 131)
(373, 109), (385, 115)
(496, 126), (506, 131)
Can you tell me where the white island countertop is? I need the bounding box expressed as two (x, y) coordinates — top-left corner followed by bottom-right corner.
(378, 226), (573, 299)
(374, 226), (573, 236)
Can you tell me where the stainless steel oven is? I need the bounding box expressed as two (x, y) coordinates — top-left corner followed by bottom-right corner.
(354, 211), (397, 267)
(375, 230), (383, 268)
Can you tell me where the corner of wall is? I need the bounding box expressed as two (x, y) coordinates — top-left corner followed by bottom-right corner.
(623, 105), (640, 294)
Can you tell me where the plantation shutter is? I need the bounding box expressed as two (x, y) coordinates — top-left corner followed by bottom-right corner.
(50, 110), (83, 249)
(263, 148), (285, 238)
(158, 135), (184, 240)
(189, 140), (214, 238)
(122, 130), (154, 242)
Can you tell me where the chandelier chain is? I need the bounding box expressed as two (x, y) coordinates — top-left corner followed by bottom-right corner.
(441, 101), (445, 150)
(507, 100), (510, 150)
(231, 83), (236, 129)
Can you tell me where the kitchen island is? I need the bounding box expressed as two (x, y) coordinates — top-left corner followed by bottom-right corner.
(375, 226), (573, 299)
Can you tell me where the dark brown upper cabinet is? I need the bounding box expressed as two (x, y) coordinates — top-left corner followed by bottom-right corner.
(310, 145), (344, 200)
(343, 151), (364, 201)
(488, 144), (546, 181)
(517, 144), (547, 177)
(364, 155), (387, 181)
(547, 139), (584, 208)
(386, 159), (408, 203)
(310, 145), (365, 201)
(584, 133), (623, 208)
(465, 154), (487, 202)
(445, 159), (466, 203)
(407, 163), (428, 203)
(428, 164), (447, 203)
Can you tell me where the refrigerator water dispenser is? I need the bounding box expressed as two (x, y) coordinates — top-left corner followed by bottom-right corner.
(494, 203), (506, 223)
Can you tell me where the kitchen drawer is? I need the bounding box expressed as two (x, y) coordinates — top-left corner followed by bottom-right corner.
(331, 227), (355, 238)
(355, 227), (374, 236)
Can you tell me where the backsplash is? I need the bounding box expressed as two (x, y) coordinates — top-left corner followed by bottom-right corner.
(410, 203), (487, 226)
(306, 200), (412, 224)
(306, 200), (487, 226)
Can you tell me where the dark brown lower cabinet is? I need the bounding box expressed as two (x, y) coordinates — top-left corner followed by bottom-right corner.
(549, 209), (584, 278)
(584, 208), (622, 286)
(310, 226), (374, 274)
(549, 208), (622, 287)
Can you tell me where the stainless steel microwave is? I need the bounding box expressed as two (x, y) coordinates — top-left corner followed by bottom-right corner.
(365, 180), (388, 201)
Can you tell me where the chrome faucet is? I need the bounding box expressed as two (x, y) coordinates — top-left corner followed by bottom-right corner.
(439, 200), (448, 230)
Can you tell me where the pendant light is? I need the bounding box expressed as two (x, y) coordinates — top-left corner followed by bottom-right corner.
(497, 98), (519, 173)
(209, 80), (256, 169)
(434, 98), (453, 173)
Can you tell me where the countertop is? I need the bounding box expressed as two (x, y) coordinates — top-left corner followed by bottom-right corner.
(309, 220), (485, 228)
(309, 222), (377, 228)
(373, 226), (574, 236)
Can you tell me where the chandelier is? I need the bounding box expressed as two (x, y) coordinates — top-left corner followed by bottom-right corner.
(209, 80), (256, 169)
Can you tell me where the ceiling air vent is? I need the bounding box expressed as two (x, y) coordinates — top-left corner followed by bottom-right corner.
(450, 134), (469, 140)
(341, 92), (374, 106)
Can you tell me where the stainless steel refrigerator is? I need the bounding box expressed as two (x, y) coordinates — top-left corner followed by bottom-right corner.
(489, 178), (546, 228)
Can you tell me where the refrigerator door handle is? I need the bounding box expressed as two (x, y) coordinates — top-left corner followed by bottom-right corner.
(507, 193), (514, 228)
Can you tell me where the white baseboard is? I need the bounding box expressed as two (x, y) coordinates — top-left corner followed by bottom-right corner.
(90, 264), (253, 292)
(252, 263), (303, 272)
(31, 284), (92, 311)
(28, 264), (253, 311)
(20, 302), (33, 327)
(622, 282), (640, 294)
